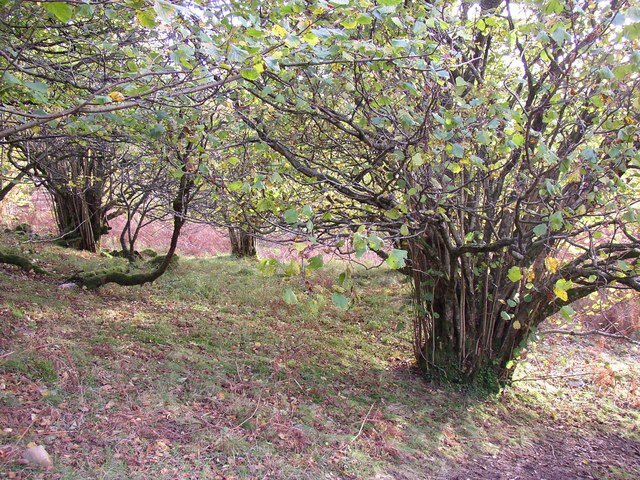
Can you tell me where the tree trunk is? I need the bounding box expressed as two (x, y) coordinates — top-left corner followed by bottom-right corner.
(41, 146), (110, 252)
(51, 188), (106, 252)
(408, 237), (547, 389)
(229, 226), (256, 258)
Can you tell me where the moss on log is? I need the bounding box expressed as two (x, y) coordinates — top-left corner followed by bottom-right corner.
(0, 250), (49, 275)
(72, 267), (163, 289)
(69, 164), (194, 290)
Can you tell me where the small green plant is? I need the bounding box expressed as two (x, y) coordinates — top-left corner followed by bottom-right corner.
(0, 356), (58, 383)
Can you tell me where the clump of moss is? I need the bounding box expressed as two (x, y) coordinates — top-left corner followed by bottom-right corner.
(148, 254), (179, 270)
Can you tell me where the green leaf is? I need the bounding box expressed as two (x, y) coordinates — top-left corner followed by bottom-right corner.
(451, 143), (465, 158)
(284, 208), (298, 224)
(399, 110), (417, 128)
(623, 22), (640, 40)
(341, 19), (358, 29)
(307, 254), (324, 271)
(553, 278), (573, 302)
(283, 260), (300, 277)
(550, 26), (569, 46)
(153, 0), (174, 23)
(559, 305), (575, 321)
(384, 209), (402, 220)
(411, 152), (424, 167)
(43, 2), (74, 22)
(136, 9), (157, 28)
(549, 212), (564, 231)
(511, 133), (525, 147)
(544, 0), (564, 14)
(507, 266), (523, 282)
(400, 224), (409, 236)
(386, 249), (407, 269)
(93, 95), (112, 105)
(555, 278), (573, 291)
(476, 130), (490, 145)
(169, 168), (185, 180)
(331, 292), (349, 310)
(283, 288), (298, 305)
(2, 72), (21, 86)
(228, 45), (249, 62)
(256, 198), (273, 212)
(227, 181), (243, 192)
(148, 124), (165, 138)
(532, 223), (548, 237)
(24, 81), (48, 94)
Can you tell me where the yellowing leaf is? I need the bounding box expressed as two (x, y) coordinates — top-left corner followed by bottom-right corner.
(341, 19), (358, 29)
(553, 287), (568, 302)
(566, 169), (582, 183)
(527, 269), (536, 282)
(271, 25), (288, 38)
(512, 321), (522, 330)
(108, 91), (125, 102)
(240, 67), (260, 81)
(545, 256), (560, 273)
(303, 32), (319, 45)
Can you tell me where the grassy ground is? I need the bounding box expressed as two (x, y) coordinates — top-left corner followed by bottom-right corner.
(0, 231), (639, 479)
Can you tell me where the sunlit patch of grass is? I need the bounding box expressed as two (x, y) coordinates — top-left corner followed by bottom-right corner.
(0, 354), (58, 383)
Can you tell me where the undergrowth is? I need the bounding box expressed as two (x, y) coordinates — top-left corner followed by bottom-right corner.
(0, 231), (638, 479)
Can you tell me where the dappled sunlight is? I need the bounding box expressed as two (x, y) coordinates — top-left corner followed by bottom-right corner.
(1, 244), (639, 478)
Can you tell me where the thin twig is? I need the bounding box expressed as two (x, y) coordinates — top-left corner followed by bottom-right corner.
(236, 396), (261, 429)
(512, 371), (595, 383)
(541, 328), (640, 345)
(351, 402), (375, 443)
(235, 360), (243, 383)
(0, 343), (57, 360)
(14, 418), (37, 446)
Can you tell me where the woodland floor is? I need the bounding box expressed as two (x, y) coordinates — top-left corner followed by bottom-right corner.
(0, 231), (639, 479)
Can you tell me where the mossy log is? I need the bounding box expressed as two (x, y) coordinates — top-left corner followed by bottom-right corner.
(72, 267), (167, 289)
(70, 171), (193, 290)
(0, 250), (49, 275)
